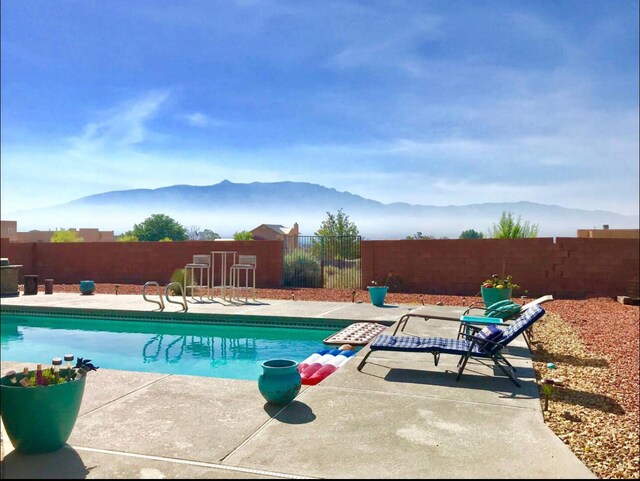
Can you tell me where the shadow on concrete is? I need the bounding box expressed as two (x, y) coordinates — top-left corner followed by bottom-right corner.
(1, 445), (93, 479)
(264, 400), (316, 424)
(378, 367), (538, 397)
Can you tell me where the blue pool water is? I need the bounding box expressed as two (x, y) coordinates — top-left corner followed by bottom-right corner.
(0, 314), (340, 381)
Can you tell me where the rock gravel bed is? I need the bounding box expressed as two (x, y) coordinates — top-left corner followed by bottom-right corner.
(15, 285), (640, 478)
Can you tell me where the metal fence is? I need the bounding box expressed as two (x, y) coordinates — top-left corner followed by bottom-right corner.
(282, 235), (362, 288)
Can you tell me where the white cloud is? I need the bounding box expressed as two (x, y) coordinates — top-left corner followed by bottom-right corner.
(178, 112), (231, 128)
(67, 90), (170, 155)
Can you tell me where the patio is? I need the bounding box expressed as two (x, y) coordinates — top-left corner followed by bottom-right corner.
(0, 294), (595, 479)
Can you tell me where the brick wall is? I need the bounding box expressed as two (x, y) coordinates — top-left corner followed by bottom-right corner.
(2, 237), (638, 298)
(361, 238), (639, 299)
(0, 239), (282, 287)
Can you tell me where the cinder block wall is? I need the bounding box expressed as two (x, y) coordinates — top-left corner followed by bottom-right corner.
(361, 238), (639, 298)
(0, 239), (282, 287)
(2, 237), (638, 298)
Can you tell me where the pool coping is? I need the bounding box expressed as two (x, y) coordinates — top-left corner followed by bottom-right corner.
(0, 304), (393, 331)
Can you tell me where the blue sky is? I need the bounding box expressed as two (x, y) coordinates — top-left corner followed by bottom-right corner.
(2, 0), (639, 226)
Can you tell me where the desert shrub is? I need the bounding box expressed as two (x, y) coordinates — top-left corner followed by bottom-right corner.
(283, 250), (321, 287)
(323, 263), (362, 289)
(169, 268), (191, 295)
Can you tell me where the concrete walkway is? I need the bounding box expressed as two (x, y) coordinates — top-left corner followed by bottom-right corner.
(0, 294), (595, 479)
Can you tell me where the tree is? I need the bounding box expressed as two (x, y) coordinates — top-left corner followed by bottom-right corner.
(405, 232), (435, 240)
(130, 214), (188, 241)
(314, 208), (360, 260)
(459, 229), (484, 239)
(117, 232), (138, 242)
(50, 229), (84, 242)
(199, 229), (221, 241)
(233, 230), (254, 240)
(188, 225), (221, 241)
(488, 211), (539, 238)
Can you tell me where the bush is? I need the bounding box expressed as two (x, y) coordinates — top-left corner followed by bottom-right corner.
(323, 263), (361, 289)
(169, 268), (191, 296)
(283, 250), (321, 287)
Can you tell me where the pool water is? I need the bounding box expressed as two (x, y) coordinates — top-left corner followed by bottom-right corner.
(0, 314), (339, 381)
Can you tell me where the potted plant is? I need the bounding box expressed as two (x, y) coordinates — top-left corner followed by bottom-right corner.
(0, 356), (98, 454)
(480, 274), (520, 307)
(367, 272), (394, 307)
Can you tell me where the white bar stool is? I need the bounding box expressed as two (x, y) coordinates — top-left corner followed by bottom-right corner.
(230, 255), (257, 303)
(210, 251), (236, 300)
(184, 254), (211, 301)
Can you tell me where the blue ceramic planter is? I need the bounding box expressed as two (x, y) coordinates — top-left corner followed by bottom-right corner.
(79, 280), (95, 295)
(258, 359), (301, 405)
(367, 286), (388, 307)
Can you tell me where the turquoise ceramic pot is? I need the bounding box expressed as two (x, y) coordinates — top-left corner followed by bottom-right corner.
(258, 359), (301, 405)
(79, 280), (95, 295)
(0, 370), (86, 454)
(367, 286), (388, 307)
(481, 286), (512, 308)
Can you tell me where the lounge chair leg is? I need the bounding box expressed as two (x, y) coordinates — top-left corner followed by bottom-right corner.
(356, 349), (374, 372)
(492, 356), (521, 387)
(456, 355), (470, 381)
(433, 352), (440, 366)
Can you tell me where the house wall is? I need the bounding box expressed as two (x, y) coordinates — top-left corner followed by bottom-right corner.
(576, 229), (639, 239)
(0, 221), (18, 241)
(251, 225), (283, 241)
(2, 237), (637, 298)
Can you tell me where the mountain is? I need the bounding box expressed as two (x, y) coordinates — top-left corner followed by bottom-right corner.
(10, 180), (639, 238)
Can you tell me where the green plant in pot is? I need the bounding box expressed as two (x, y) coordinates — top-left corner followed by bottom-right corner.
(480, 274), (520, 308)
(367, 272), (396, 307)
(0, 356), (99, 454)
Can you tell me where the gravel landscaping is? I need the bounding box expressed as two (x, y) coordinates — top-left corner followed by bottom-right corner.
(15, 284), (640, 478)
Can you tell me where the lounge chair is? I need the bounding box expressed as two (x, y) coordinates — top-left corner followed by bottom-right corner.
(357, 304), (546, 387)
(393, 294), (553, 336)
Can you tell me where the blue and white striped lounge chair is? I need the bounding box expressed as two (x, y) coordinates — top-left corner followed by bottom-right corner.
(357, 305), (546, 387)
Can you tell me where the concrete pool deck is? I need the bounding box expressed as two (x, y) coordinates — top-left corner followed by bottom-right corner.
(0, 294), (595, 479)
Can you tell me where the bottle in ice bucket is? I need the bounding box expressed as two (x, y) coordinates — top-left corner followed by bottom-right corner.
(52, 358), (62, 384)
(20, 367), (31, 387)
(4, 370), (18, 385)
(64, 354), (74, 381)
(35, 364), (43, 386)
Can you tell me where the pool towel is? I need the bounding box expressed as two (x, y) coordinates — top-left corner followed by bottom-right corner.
(323, 322), (388, 345)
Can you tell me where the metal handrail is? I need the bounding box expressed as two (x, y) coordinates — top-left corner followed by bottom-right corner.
(165, 282), (188, 312)
(142, 281), (165, 311)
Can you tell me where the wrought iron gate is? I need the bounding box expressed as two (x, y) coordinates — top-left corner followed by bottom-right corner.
(282, 235), (362, 288)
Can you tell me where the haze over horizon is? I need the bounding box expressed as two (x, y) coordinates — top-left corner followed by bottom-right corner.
(2, 1), (639, 225)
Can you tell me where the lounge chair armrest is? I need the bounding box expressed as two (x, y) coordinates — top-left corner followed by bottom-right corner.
(458, 332), (505, 353)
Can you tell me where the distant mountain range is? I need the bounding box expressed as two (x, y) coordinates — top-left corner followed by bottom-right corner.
(12, 180), (639, 238)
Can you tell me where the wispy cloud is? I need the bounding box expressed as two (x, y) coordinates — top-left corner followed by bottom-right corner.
(178, 112), (231, 129)
(67, 90), (170, 155)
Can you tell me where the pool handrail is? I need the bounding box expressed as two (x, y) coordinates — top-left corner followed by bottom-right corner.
(142, 281), (165, 311)
(164, 282), (188, 312)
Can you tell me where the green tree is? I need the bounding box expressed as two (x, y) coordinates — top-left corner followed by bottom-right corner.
(459, 229), (484, 239)
(488, 211), (539, 239)
(50, 229), (84, 242)
(405, 231), (435, 240)
(314, 208), (360, 260)
(130, 214), (188, 241)
(199, 229), (221, 241)
(233, 230), (254, 240)
(117, 232), (139, 242)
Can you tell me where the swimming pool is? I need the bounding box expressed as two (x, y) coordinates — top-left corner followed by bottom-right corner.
(0, 312), (345, 381)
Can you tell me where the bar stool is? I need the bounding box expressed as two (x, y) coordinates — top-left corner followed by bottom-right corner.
(184, 254), (211, 301)
(230, 255), (257, 303)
